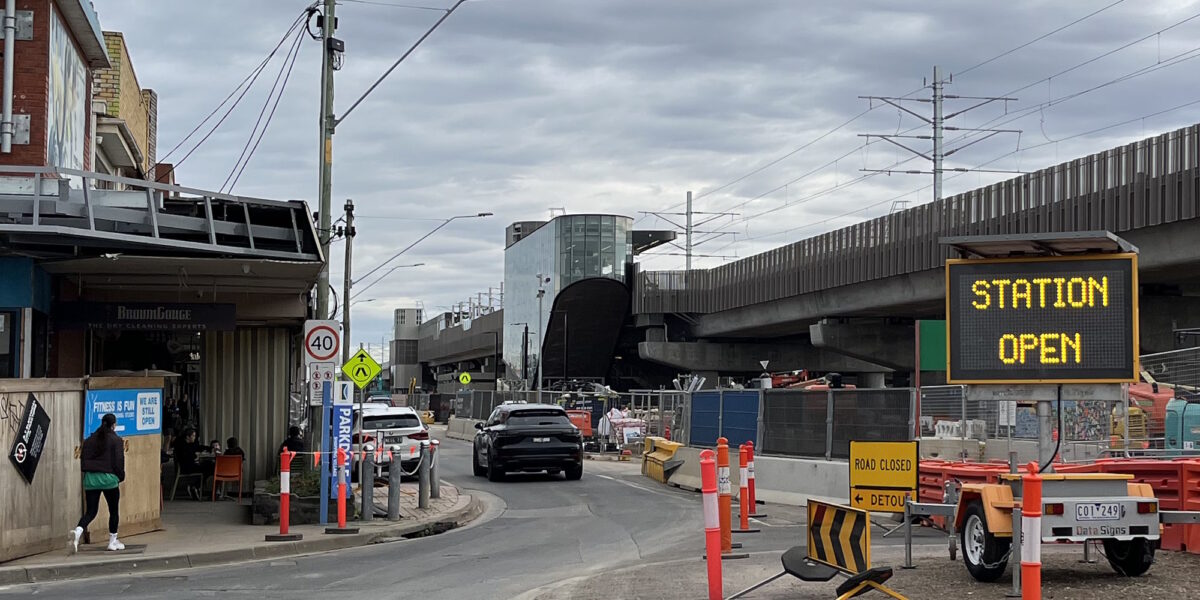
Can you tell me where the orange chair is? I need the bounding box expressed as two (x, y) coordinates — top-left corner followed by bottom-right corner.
(212, 455), (244, 502)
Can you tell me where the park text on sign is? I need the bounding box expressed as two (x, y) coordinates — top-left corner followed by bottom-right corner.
(849, 441), (918, 514)
(945, 254), (1138, 383)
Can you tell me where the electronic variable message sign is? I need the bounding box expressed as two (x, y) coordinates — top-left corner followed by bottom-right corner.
(946, 254), (1138, 384)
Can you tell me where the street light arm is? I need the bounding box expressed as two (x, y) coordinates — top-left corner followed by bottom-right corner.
(335, 0), (469, 127)
(353, 218), (453, 291)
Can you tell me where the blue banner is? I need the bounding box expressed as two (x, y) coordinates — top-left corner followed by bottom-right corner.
(84, 389), (162, 437)
(329, 382), (354, 499)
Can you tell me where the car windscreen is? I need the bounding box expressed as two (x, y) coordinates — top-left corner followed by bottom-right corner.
(362, 414), (422, 430)
(506, 410), (571, 427)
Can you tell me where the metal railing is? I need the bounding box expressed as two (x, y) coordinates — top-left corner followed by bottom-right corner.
(0, 165), (322, 261)
(635, 124), (1200, 315)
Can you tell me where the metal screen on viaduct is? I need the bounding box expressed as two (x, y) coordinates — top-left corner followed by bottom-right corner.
(635, 124), (1200, 315)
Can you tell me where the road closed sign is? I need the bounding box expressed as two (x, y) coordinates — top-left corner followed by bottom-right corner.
(849, 440), (918, 513)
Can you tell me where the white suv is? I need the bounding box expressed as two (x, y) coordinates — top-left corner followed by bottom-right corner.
(352, 405), (428, 477)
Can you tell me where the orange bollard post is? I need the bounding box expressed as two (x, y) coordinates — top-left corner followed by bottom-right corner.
(746, 441), (764, 517)
(700, 449), (722, 600)
(1021, 462), (1043, 600)
(325, 447), (359, 535)
(733, 444), (760, 534)
(265, 450), (302, 541)
(717, 438), (732, 552)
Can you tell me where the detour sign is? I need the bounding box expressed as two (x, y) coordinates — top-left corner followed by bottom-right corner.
(849, 440), (918, 513)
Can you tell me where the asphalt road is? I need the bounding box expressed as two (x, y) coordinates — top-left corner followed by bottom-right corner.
(0, 431), (945, 599)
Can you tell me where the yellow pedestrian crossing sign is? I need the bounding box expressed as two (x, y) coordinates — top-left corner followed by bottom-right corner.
(342, 349), (382, 389)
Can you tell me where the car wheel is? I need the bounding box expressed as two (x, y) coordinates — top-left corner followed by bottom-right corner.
(564, 462), (583, 481)
(960, 500), (1010, 582)
(471, 448), (486, 477)
(486, 450), (504, 482)
(1103, 538), (1154, 577)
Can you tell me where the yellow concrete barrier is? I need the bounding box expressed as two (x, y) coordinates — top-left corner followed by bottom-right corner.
(642, 437), (684, 483)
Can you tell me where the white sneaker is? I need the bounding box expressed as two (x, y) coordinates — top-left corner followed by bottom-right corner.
(68, 527), (82, 554)
(107, 533), (125, 551)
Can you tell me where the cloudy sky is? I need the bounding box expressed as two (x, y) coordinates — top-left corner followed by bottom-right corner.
(97, 0), (1200, 351)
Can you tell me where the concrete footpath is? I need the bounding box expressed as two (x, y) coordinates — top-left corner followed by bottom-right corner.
(0, 481), (481, 586)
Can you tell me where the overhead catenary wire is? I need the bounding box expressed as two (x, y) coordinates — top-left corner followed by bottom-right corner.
(638, 1), (1127, 229)
(673, 10), (1200, 262)
(709, 98), (1200, 252)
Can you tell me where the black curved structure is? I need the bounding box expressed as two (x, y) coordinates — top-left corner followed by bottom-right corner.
(539, 277), (630, 383)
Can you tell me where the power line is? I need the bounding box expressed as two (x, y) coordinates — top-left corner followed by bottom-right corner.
(224, 23), (308, 193)
(153, 9), (311, 174)
(154, 9), (312, 182)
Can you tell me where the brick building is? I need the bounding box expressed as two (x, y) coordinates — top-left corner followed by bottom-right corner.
(92, 30), (157, 186)
(0, 0), (109, 175)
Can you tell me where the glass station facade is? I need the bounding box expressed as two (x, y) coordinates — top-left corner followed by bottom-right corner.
(503, 214), (633, 387)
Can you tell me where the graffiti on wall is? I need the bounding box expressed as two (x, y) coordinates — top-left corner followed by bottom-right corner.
(47, 7), (87, 171)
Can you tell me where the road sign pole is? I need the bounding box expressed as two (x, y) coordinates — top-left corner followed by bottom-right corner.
(319, 380), (331, 525)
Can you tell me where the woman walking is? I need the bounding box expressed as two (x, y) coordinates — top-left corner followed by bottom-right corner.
(70, 413), (126, 552)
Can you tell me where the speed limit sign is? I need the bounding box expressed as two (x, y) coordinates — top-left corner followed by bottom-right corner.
(304, 320), (341, 365)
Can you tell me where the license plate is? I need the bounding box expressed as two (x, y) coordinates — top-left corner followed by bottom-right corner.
(532, 437), (550, 443)
(1076, 502), (1122, 521)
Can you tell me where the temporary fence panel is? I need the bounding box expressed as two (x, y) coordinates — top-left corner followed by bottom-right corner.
(690, 391), (721, 447)
(760, 390), (829, 458)
(760, 389), (914, 459)
(829, 389), (913, 459)
(719, 390), (759, 447)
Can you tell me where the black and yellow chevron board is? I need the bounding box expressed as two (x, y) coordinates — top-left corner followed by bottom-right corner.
(806, 500), (870, 575)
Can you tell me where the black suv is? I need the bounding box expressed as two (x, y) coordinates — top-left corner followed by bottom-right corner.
(472, 404), (584, 481)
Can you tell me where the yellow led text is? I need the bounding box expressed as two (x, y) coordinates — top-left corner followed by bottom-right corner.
(972, 276), (1108, 310)
(998, 333), (1082, 365)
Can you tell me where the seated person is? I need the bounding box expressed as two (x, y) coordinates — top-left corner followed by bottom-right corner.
(279, 426), (304, 454)
(209, 439), (223, 455)
(173, 428), (214, 499)
(224, 437), (245, 458)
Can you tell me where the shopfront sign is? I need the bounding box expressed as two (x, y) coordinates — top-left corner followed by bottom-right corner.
(946, 254), (1138, 383)
(84, 389), (162, 437)
(8, 393), (51, 484)
(55, 302), (236, 331)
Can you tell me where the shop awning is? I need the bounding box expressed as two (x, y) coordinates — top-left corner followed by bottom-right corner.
(41, 256), (322, 296)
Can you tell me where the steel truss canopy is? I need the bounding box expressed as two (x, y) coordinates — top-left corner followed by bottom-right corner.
(939, 231), (1138, 259)
(0, 166), (323, 263)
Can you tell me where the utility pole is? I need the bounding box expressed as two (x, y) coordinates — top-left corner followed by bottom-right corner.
(640, 197), (738, 265)
(931, 65), (944, 203)
(341, 199), (355, 366)
(685, 191), (693, 270)
(316, 0), (339, 320)
(860, 65), (1021, 203)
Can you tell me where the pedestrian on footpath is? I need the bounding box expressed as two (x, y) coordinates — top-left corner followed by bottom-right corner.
(70, 413), (126, 553)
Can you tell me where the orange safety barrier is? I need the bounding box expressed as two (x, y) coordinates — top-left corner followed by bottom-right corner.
(1180, 460), (1200, 554)
(1096, 459), (1182, 510)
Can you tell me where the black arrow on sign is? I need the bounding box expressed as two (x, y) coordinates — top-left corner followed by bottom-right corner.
(855, 494), (863, 504)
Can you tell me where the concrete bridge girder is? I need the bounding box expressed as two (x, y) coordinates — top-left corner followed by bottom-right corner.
(636, 341), (893, 374)
(809, 318), (915, 372)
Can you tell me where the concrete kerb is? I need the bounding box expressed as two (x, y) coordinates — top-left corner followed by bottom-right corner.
(0, 493), (484, 586)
